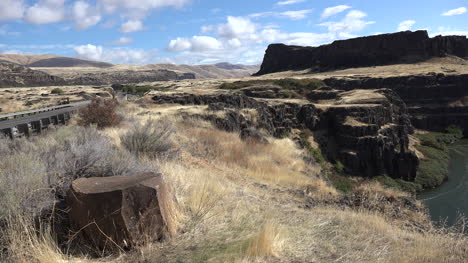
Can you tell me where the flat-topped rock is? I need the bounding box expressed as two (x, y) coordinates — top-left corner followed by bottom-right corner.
(256, 30), (468, 75)
(67, 173), (176, 251)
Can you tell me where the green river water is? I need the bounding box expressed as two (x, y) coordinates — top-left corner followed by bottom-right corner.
(418, 140), (468, 226)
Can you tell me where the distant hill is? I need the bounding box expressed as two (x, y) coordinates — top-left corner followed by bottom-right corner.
(0, 54), (259, 79)
(0, 54), (114, 68)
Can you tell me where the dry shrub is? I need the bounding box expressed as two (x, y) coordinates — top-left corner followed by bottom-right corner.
(0, 125), (152, 221)
(77, 98), (121, 129)
(245, 221), (283, 259)
(120, 119), (176, 158)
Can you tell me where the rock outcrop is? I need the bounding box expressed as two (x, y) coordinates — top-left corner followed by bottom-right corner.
(255, 30), (468, 75)
(323, 74), (468, 136)
(67, 69), (195, 85)
(67, 173), (175, 250)
(152, 89), (418, 180)
(0, 62), (67, 87)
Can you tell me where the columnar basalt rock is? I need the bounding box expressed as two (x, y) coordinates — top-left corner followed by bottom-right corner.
(255, 30), (468, 75)
(323, 74), (468, 136)
(152, 89), (418, 180)
(67, 173), (175, 250)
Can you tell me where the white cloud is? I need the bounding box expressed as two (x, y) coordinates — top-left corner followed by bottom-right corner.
(0, 0), (25, 21)
(74, 44), (104, 61)
(321, 5), (351, 20)
(167, 36), (222, 52)
(73, 1), (102, 30)
(166, 12), (374, 64)
(214, 16), (258, 40)
(319, 10), (375, 37)
(167, 38), (192, 51)
(441, 7), (467, 16)
(249, 9), (312, 20)
(280, 9), (313, 20)
(397, 20), (416, 31)
(1, 50), (24, 54)
(112, 37), (133, 45)
(276, 0), (305, 6)
(97, 0), (190, 12)
(120, 19), (144, 33)
(24, 0), (65, 24)
(74, 44), (155, 64)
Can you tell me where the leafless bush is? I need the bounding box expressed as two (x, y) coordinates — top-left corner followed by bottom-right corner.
(121, 119), (176, 158)
(0, 126), (154, 220)
(77, 98), (122, 129)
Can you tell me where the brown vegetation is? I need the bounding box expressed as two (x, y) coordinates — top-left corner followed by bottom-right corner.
(1, 102), (468, 263)
(77, 98), (121, 129)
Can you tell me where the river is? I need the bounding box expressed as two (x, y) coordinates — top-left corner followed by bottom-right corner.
(418, 140), (468, 226)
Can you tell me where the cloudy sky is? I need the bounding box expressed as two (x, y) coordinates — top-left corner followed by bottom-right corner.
(0, 0), (467, 65)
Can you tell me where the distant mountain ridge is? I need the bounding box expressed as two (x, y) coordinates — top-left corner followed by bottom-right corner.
(0, 54), (113, 68)
(0, 54), (259, 79)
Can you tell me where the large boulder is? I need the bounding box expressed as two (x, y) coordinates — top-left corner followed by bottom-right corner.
(67, 173), (176, 250)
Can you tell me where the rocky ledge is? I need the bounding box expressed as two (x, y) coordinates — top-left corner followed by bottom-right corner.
(0, 62), (67, 87)
(255, 30), (468, 75)
(324, 74), (468, 136)
(152, 86), (418, 181)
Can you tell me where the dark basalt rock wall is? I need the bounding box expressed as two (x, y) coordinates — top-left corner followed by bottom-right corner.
(0, 62), (196, 87)
(255, 30), (468, 75)
(152, 91), (418, 180)
(323, 74), (468, 136)
(68, 69), (195, 85)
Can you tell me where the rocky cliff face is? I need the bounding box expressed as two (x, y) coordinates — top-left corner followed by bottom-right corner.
(67, 69), (195, 85)
(0, 62), (195, 87)
(152, 87), (418, 180)
(324, 74), (468, 136)
(256, 30), (468, 75)
(0, 62), (67, 87)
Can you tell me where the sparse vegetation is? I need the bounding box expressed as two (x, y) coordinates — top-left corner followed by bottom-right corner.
(415, 127), (463, 189)
(50, 88), (64, 94)
(375, 175), (423, 193)
(299, 130), (325, 164)
(1, 102), (468, 263)
(120, 119), (176, 158)
(219, 78), (325, 98)
(122, 84), (172, 95)
(77, 98), (121, 129)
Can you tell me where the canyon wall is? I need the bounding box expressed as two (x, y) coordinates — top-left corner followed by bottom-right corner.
(256, 30), (468, 75)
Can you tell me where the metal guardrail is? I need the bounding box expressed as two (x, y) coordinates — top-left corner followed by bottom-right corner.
(0, 101), (90, 121)
(0, 100), (91, 138)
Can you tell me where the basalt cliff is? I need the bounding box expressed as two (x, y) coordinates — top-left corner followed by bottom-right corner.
(255, 30), (468, 75)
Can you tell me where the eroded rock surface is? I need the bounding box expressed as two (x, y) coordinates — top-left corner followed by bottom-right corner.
(152, 88), (418, 180)
(67, 173), (174, 250)
(0, 62), (67, 87)
(256, 30), (468, 75)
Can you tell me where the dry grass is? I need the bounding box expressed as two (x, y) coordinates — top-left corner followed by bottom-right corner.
(2, 102), (468, 263)
(244, 221), (283, 259)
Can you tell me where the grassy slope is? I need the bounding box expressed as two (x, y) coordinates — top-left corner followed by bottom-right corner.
(1, 103), (468, 263)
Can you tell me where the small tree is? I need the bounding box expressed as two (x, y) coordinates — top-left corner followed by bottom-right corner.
(77, 98), (121, 129)
(51, 88), (64, 94)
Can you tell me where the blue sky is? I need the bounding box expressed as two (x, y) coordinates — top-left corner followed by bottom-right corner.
(0, 0), (467, 65)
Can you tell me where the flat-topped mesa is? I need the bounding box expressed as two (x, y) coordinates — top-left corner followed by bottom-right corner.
(255, 30), (468, 75)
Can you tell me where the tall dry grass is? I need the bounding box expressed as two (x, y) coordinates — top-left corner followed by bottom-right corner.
(2, 102), (468, 263)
